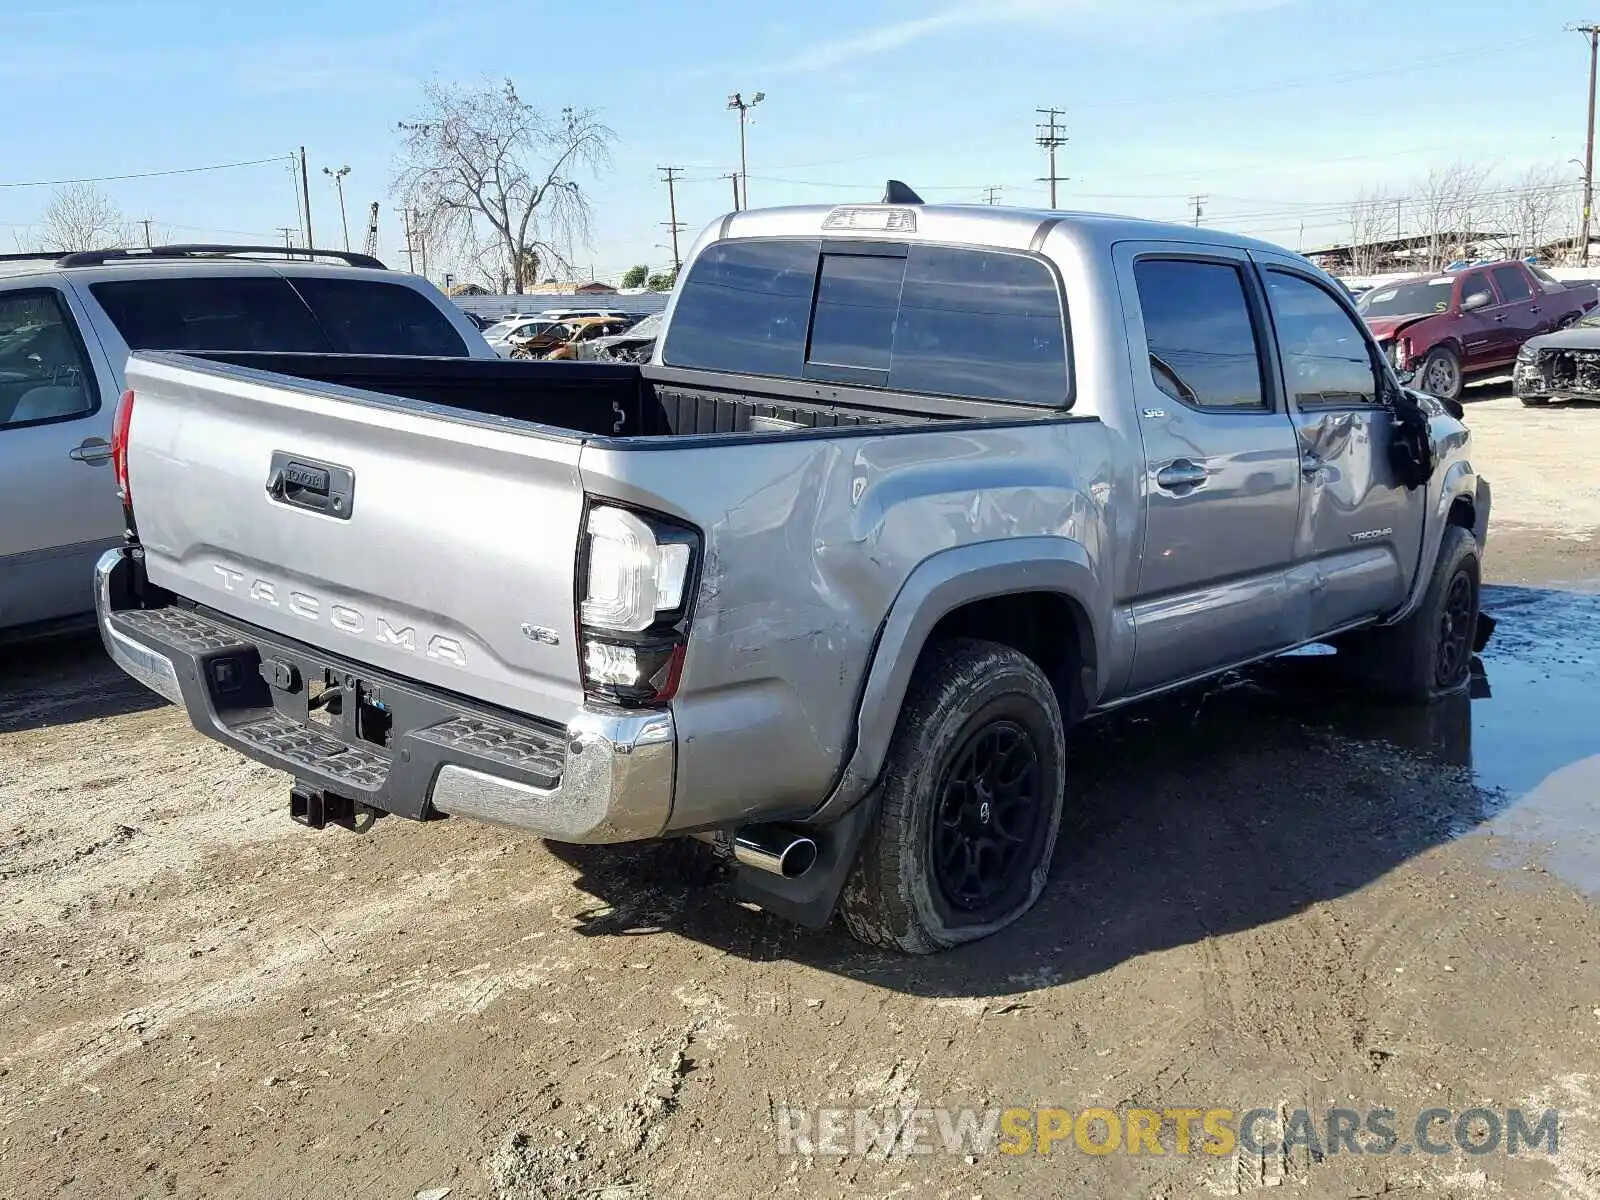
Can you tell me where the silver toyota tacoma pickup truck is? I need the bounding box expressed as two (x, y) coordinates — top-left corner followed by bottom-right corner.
(96, 193), (1492, 953)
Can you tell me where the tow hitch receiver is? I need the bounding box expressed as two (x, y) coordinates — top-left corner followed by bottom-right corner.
(290, 786), (378, 833)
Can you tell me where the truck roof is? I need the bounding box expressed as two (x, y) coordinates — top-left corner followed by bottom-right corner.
(710, 202), (1297, 259)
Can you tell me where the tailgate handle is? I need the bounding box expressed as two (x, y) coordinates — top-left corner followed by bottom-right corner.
(266, 451), (355, 520)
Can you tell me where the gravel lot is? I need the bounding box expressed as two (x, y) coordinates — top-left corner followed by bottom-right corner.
(3, 388), (1599, 1199)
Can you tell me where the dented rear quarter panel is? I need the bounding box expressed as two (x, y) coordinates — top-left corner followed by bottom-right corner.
(577, 418), (1117, 832)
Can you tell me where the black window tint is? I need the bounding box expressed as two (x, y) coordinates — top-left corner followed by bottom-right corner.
(1133, 259), (1267, 411)
(808, 252), (904, 372)
(661, 239), (818, 376)
(291, 277), (468, 356)
(1491, 265), (1533, 303)
(1460, 271), (1495, 309)
(0, 289), (97, 429)
(90, 277), (331, 352)
(890, 245), (1068, 404)
(1264, 271), (1379, 407)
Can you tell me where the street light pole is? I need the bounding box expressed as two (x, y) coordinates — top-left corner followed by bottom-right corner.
(727, 91), (764, 211)
(323, 165), (352, 252)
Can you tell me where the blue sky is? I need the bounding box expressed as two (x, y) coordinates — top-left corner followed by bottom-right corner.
(0, 0), (1592, 283)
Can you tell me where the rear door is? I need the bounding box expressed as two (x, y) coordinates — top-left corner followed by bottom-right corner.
(123, 353), (588, 721)
(1114, 242), (1304, 693)
(1253, 256), (1425, 633)
(1489, 263), (1545, 347)
(0, 283), (121, 629)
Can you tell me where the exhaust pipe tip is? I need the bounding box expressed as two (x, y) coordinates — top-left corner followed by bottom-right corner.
(731, 827), (819, 879)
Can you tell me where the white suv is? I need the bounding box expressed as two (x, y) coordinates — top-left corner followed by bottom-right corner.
(0, 245), (492, 639)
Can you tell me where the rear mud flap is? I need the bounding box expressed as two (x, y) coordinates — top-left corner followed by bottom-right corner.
(732, 791), (882, 929)
(1474, 611), (1497, 654)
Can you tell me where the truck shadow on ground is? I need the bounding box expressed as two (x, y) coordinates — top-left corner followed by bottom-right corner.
(551, 583), (1599, 997)
(0, 631), (165, 734)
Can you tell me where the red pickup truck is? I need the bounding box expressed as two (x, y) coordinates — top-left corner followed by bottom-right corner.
(1357, 259), (1599, 401)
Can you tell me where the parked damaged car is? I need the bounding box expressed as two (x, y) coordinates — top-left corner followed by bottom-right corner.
(1514, 308), (1600, 406)
(1358, 260), (1598, 401)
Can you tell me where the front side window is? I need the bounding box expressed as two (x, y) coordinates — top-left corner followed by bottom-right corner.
(0, 289), (97, 429)
(1265, 271), (1379, 407)
(1133, 258), (1267, 411)
(1459, 271), (1496, 310)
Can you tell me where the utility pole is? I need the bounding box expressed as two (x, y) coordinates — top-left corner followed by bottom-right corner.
(983, 186), (1003, 205)
(1190, 193), (1209, 227)
(722, 172), (741, 211)
(299, 147), (313, 249)
(138, 219), (153, 248)
(1577, 24), (1600, 265)
(323, 165), (351, 251)
(1035, 107), (1068, 209)
(727, 91), (765, 210)
(276, 226), (297, 252)
(659, 166), (685, 273)
(400, 207), (416, 273)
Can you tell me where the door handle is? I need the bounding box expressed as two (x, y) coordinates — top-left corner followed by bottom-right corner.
(1529, 305), (1541, 314)
(69, 438), (113, 465)
(1155, 460), (1209, 492)
(1493, 313), (1507, 323)
(1300, 451), (1324, 478)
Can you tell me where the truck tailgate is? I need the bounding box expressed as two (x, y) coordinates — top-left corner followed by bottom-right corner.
(123, 353), (585, 721)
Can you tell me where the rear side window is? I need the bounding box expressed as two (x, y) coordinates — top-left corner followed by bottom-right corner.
(289, 277), (467, 356)
(1133, 258), (1267, 411)
(663, 238), (1070, 405)
(90, 274), (469, 356)
(0, 288), (98, 429)
(91, 277), (331, 352)
(1490, 265), (1533, 303)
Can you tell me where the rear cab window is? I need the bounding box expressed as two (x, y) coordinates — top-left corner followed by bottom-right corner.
(663, 237), (1070, 406)
(87, 273), (468, 356)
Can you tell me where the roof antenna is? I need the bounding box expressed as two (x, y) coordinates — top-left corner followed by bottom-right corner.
(881, 180), (924, 205)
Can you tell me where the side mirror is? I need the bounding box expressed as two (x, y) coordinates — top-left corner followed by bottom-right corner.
(1462, 291), (1491, 313)
(1395, 367), (1417, 386)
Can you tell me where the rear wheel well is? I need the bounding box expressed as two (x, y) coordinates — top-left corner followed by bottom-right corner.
(925, 592), (1095, 725)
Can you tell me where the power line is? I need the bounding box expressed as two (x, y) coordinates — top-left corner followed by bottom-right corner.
(1035, 107), (1068, 209)
(0, 155), (291, 190)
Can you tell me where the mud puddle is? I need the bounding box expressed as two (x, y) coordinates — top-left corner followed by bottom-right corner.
(1233, 582), (1600, 897)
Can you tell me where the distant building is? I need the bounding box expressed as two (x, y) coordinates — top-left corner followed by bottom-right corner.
(445, 282), (490, 297)
(520, 280), (619, 295)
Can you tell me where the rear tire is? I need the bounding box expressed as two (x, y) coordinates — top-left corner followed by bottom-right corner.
(838, 639), (1067, 954)
(1419, 346), (1464, 402)
(1337, 526), (1481, 704)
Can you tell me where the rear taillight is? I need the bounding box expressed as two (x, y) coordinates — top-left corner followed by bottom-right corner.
(576, 502), (700, 706)
(111, 389), (135, 505)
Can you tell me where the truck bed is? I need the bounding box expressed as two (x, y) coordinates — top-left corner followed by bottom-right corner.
(195, 352), (939, 441)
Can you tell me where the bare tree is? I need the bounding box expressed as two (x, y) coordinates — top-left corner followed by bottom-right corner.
(394, 80), (614, 293)
(1492, 164), (1573, 260)
(1347, 188), (1392, 275)
(1413, 163), (1489, 270)
(41, 183), (128, 251)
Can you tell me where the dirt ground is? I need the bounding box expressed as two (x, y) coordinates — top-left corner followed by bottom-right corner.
(3, 388), (1600, 1200)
